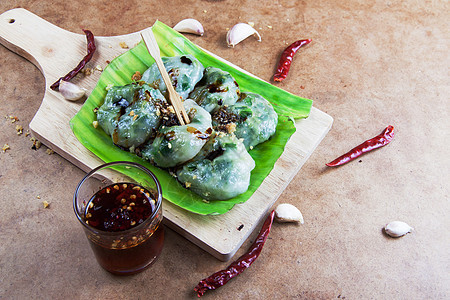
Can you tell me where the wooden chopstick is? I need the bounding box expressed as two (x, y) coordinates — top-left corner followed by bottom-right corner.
(140, 29), (190, 125)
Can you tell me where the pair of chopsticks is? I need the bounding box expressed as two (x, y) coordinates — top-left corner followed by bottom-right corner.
(140, 29), (190, 125)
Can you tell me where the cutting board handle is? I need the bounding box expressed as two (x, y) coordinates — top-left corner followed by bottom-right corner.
(0, 8), (95, 88)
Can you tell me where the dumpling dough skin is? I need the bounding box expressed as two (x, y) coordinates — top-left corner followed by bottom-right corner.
(141, 99), (212, 168)
(96, 83), (167, 148)
(189, 67), (240, 113)
(177, 133), (255, 201)
(213, 92), (278, 150)
(141, 55), (204, 100)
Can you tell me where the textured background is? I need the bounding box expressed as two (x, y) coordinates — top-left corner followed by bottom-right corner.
(0, 1), (449, 299)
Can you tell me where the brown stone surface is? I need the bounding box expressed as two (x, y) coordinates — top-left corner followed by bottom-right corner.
(0, 1), (448, 299)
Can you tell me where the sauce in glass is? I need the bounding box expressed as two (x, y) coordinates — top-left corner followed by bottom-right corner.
(84, 182), (164, 275)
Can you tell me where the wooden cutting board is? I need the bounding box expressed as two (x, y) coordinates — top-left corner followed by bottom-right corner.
(0, 8), (333, 261)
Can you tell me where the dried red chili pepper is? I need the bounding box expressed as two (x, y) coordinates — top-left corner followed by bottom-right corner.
(50, 29), (96, 90)
(273, 39), (311, 82)
(194, 210), (275, 297)
(326, 125), (395, 167)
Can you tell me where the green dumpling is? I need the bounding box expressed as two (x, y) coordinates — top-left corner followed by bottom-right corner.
(189, 66), (240, 113)
(176, 133), (255, 201)
(141, 100), (213, 168)
(141, 55), (204, 99)
(96, 83), (167, 148)
(212, 92), (278, 150)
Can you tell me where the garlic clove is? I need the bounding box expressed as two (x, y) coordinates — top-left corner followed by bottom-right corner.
(384, 221), (413, 238)
(275, 203), (304, 224)
(58, 80), (86, 101)
(226, 23), (261, 48)
(173, 19), (204, 36)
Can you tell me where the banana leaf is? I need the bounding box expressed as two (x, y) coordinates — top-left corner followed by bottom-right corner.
(70, 21), (312, 215)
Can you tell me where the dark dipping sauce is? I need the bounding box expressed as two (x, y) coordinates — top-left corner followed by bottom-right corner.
(84, 182), (164, 275)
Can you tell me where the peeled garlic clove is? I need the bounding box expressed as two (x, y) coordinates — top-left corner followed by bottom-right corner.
(173, 19), (204, 36)
(59, 80), (86, 101)
(226, 23), (261, 47)
(384, 221), (413, 238)
(275, 203), (304, 224)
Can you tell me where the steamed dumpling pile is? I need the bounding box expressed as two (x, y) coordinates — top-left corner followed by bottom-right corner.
(96, 55), (278, 201)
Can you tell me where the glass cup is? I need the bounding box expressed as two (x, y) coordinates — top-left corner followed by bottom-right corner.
(73, 161), (164, 275)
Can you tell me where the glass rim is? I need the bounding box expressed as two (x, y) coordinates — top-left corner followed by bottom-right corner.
(73, 161), (163, 235)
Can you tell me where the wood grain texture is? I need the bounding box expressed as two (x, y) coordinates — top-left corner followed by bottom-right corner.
(0, 8), (332, 260)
